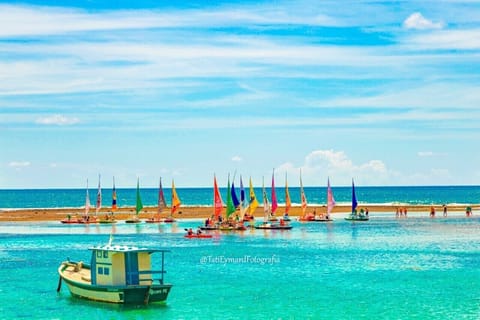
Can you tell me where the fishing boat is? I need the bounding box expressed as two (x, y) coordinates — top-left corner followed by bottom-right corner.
(125, 178), (143, 223)
(145, 178), (167, 223)
(57, 236), (172, 304)
(99, 177), (117, 224)
(345, 179), (369, 221)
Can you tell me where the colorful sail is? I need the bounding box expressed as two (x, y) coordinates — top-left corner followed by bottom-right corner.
(95, 175), (102, 216)
(271, 170), (278, 215)
(327, 177), (336, 216)
(239, 175), (245, 217)
(111, 177), (117, 212)
(135, 178), (143, 215)
(351, 179), (358, 213)
(213, 175), (223, 218)
(226, 174), (236, 218)
(262, 177), (270, 222)
(85, 179), (91, 216)
(300, 170), (307, 217)
(248, 177), (259, 215)
(285, 173), (291, 214)
(171, 179), (181, 215)
(231, 179), (240, 209)
(158, 177), (166, 214)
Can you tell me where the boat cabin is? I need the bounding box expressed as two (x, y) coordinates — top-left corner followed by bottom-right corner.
(89, 244), (168, 287)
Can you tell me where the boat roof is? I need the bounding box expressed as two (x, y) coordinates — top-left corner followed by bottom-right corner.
(88, 244), (170, 254)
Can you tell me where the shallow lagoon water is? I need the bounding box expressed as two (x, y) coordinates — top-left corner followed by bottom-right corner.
(1, 214), (479, 319)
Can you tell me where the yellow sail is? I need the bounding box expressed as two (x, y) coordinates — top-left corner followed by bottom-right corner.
(171, 179), (181, 216)
(248, 177), (259, 215)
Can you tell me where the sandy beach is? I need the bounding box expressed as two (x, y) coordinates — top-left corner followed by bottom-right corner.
(0, 204), (476, 222)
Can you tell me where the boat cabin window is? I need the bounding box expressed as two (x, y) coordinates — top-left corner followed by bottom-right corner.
(96, 251), (102, 258)
(104, 267), (110, 275)
(98, 267), (103, 275)
(103, 251), (108, 258)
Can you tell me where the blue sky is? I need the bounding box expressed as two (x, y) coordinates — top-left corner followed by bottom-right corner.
(1, 0), (480, 188)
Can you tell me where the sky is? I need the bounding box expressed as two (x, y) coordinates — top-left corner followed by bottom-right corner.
(1, 0), (480, 188)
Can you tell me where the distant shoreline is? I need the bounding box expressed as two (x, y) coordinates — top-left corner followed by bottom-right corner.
(0, 204), (477, 222)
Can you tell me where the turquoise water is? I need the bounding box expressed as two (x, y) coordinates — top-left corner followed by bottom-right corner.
(1, 214), (479, 319)
(1, 185), (480, 209)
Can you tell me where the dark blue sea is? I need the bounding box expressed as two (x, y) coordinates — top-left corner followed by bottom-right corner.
(1, 185), (479, 209)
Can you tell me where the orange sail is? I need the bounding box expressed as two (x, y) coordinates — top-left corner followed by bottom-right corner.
(285, 173), (291, 214)
(300, 170), (307, 217)
(171, 179), (181, 215)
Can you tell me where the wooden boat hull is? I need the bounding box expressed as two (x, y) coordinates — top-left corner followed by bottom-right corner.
(254, 225), (292, 230)
(145, 219), (163, 223)
(344, 217), (369, 221)
(59, 263), (172, 304)
(163, 218), (176, 223)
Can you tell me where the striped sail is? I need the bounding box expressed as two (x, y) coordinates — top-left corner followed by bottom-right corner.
(111, 177), (117, 212)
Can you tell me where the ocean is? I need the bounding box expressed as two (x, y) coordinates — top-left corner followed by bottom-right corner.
(0, 186), (479, 319)
(1, 185), (479, 209)
(0, 216), (479, 319)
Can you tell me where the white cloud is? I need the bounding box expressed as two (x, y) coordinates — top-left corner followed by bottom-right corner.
(418, 151), (448, 157)
(35, 114), (79, 126)
(278, 149), (391, 186)
(8, 161), (31, 168)
(403, 12), (444, 30)
(231, 156), (243, 162)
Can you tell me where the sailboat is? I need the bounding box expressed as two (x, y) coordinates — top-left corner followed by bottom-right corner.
(269, 170), (279, 221)
(311, 178), (335, 222)
(243, 177), (258, 222)
(255, 177), (292, 230)
(283, 173), (292, 221)
(165, 179), (181, 223)
(220, 174), (246, 231)
(201, 175), (223, 230)
(125, 178), (143, 223)
(345, 179), (368, 221)
(99, 177), (117, 223)
(61, 180), (90, 224)
(298, 170), (315, 222)
(146, 178), (167, 223)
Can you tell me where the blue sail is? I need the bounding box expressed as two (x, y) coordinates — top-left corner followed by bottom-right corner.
(231, 181), (240, 208)
(352, 179), (358, 213)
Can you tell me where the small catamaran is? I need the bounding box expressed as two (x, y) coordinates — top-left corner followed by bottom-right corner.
(57, 236), (172, 304)
(146, 178), (167, 223)
(345, 179), (369, 221)
(255, 176), (292, 230)
(165, 179), (181, 223)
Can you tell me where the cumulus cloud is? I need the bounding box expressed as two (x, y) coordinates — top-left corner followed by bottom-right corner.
(277, 149), (390, 185)
(231, 155), (243, 162)
(35, 114), (79, 126)
(403, 12), (444, 30)
(417, 151), (447, 157)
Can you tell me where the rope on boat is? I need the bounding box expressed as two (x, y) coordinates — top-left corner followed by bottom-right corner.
(56, 276), (62, 292)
